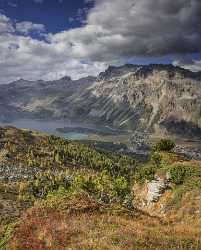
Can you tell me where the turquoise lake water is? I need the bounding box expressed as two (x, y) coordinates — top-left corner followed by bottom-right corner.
(0, 119), (89, 141)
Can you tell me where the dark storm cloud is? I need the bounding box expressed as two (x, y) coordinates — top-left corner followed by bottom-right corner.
(67, 0), (201, 60)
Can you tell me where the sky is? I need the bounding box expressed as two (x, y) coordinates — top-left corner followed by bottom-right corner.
(0, 0), (201, 83)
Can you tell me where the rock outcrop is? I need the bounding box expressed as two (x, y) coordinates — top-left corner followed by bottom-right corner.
(133, 174), (171, 216)
(146, 176), (168, 204)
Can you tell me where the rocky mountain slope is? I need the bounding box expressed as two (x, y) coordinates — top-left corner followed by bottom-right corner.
(72, 64), (201, 138)
(0, 64), (201, 138)
(0, 76), (96, 121)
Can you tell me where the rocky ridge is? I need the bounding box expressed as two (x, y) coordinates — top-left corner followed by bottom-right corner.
(0, 64), (201, 139)
(74, 64), (201, 137)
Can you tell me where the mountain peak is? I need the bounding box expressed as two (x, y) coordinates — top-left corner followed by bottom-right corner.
(98, 63), (201, 81)
(59, 76), (72, 82)
(99, 64), (140, 80)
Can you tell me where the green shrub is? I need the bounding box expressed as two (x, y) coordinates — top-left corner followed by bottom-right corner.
(0, 222), (18, 249)
(135, 166), (156, 183)
(114, 176), (129, 199)
(169, 166), (193, 185)
(154, 139), (175, 152)
(151, 152), (162, 168)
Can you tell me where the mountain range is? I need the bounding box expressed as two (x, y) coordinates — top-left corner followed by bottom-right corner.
(0, 64), (201, 138)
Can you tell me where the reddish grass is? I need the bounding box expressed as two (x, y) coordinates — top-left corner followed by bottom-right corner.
(9, 205), (201, 250)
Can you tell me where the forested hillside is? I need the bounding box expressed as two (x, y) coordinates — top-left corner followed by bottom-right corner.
(0, 127), (201, 249)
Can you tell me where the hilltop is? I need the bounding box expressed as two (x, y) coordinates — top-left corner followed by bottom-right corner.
(0, 127), (201, 249)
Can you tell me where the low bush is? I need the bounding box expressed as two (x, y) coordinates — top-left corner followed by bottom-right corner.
(0, 222), (18, 249)
(169, 166), (192, 185)
(134, 166), (156, 183)
(169, 165), (201, 185)
(18, 169), (132, 206)
(150, 152), (162, 168)
(154, 139), (175, 152)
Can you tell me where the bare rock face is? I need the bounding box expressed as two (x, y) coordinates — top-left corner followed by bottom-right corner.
(146, 176), (168, 204)
(69, 64), (201, 138)
(133, 175), (171, 216)
(0, 64), (201, 139)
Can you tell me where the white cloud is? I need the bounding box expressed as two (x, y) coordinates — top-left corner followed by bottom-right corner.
(1, 0), (201, 84)
(173, 58), (201, 72)
(16, 21), (46, 35)
(0, 13), (107, 84)
(50, 0), (201, 64)
(0, 14), (14, 34)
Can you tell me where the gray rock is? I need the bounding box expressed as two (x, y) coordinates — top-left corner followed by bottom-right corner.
(0, 164), (43, 182)
(146, 176), (168, 204)
(172, 146), (201, 160)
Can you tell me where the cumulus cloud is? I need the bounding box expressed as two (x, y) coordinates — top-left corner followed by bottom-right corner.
(16, 21), (46, 35)
(0, 13), (107, 84)
(0, 35), (107, 83)
(1, 0), (201, 83)
(0, 14), (14, 34)
(173, 58), (201, 72)
(53, 0), (201, 61)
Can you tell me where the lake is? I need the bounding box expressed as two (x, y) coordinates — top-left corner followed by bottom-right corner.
(0, 119), (90, 140)
(0, 118), (133, 147)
